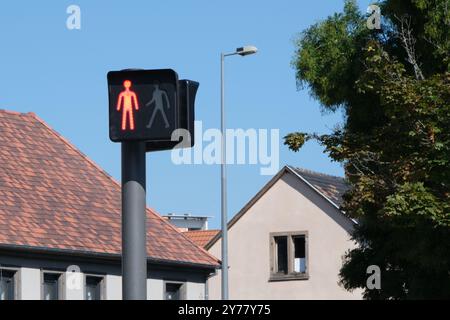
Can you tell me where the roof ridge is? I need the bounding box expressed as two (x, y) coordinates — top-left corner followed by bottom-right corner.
(183, 230), (220, 234)
(27, 112), (121, 189)
(293, 166), (345, 181)
(0, 109), (27, 116)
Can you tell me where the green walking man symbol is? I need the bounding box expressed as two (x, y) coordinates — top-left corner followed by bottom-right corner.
(146, 83), (170, 129)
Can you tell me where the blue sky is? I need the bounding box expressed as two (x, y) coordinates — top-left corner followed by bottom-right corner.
(0, 0), (372, 229)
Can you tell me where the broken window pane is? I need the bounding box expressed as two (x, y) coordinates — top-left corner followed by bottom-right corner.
(0, 270), (15, 300)
(275, 236), (288, 274)
(293, 236), (306, 273)
(165, 283), (183, 300)
(43, 273), (60, 300)
(85, 276), (103, 300)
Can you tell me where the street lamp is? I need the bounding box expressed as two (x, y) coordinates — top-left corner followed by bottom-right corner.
(220, 45), (257, 300)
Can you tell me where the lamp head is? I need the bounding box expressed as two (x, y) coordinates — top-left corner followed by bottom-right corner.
(236, 46), (258, 56)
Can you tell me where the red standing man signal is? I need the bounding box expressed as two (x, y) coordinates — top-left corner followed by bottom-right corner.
(117, 80), (139, 131)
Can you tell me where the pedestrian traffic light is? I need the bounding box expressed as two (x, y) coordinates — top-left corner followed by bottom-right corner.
(108, 69), (180, 142)
(107, 70), (199, 301)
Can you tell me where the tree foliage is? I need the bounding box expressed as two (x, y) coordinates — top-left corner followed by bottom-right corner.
(287, 0), (450, 299)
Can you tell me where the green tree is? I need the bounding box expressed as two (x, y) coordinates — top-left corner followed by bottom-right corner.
(286, 0), (450, 299)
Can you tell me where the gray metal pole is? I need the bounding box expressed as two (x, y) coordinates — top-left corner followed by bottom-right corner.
(220, 53), (229, 300)
(122, 141), (147, 300)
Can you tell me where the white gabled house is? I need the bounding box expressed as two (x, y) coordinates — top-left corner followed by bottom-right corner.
(205, 166), (362, 299)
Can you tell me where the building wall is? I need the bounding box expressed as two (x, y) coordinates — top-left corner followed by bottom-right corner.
(19, 268), (40, 300)
(208, 172), (363, 300)
(186, 281), (206, 300)
(105, 275), (122, 300)
(0, 254), (209, 300)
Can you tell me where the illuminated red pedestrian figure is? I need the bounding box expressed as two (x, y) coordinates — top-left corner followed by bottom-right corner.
(116, 80), (139, 131)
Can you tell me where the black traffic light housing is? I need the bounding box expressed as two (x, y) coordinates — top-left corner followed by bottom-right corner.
(145, 79), (198, 152)
(107, 69), (198, 152)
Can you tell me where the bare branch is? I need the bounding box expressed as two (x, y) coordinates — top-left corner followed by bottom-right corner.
(394, 14), (425, 80)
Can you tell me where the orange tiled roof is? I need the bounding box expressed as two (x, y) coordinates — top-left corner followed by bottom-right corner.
(183, 230), (220, 248)
(0, 110), (219, 268)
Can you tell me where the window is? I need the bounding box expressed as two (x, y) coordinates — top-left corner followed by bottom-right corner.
(85, 276), (104, 300)
(270, 232), (309, 281)
(274, 236), (288, 274)
(164, 281), (186, 300)
(42, 273), (61, 300)
(293, 235), (307, 273)
(0, 269), (16, 300)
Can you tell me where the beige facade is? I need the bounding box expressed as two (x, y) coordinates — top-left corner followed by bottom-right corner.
(207, 167), (363, 299)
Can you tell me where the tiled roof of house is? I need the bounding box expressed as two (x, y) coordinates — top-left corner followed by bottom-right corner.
(183, 230), (220, 248)
(0, 110), (219, 268)
(292, 167), (348, 206)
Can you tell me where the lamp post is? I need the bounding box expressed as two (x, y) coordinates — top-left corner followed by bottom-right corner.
(220, 45), (257, 300)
